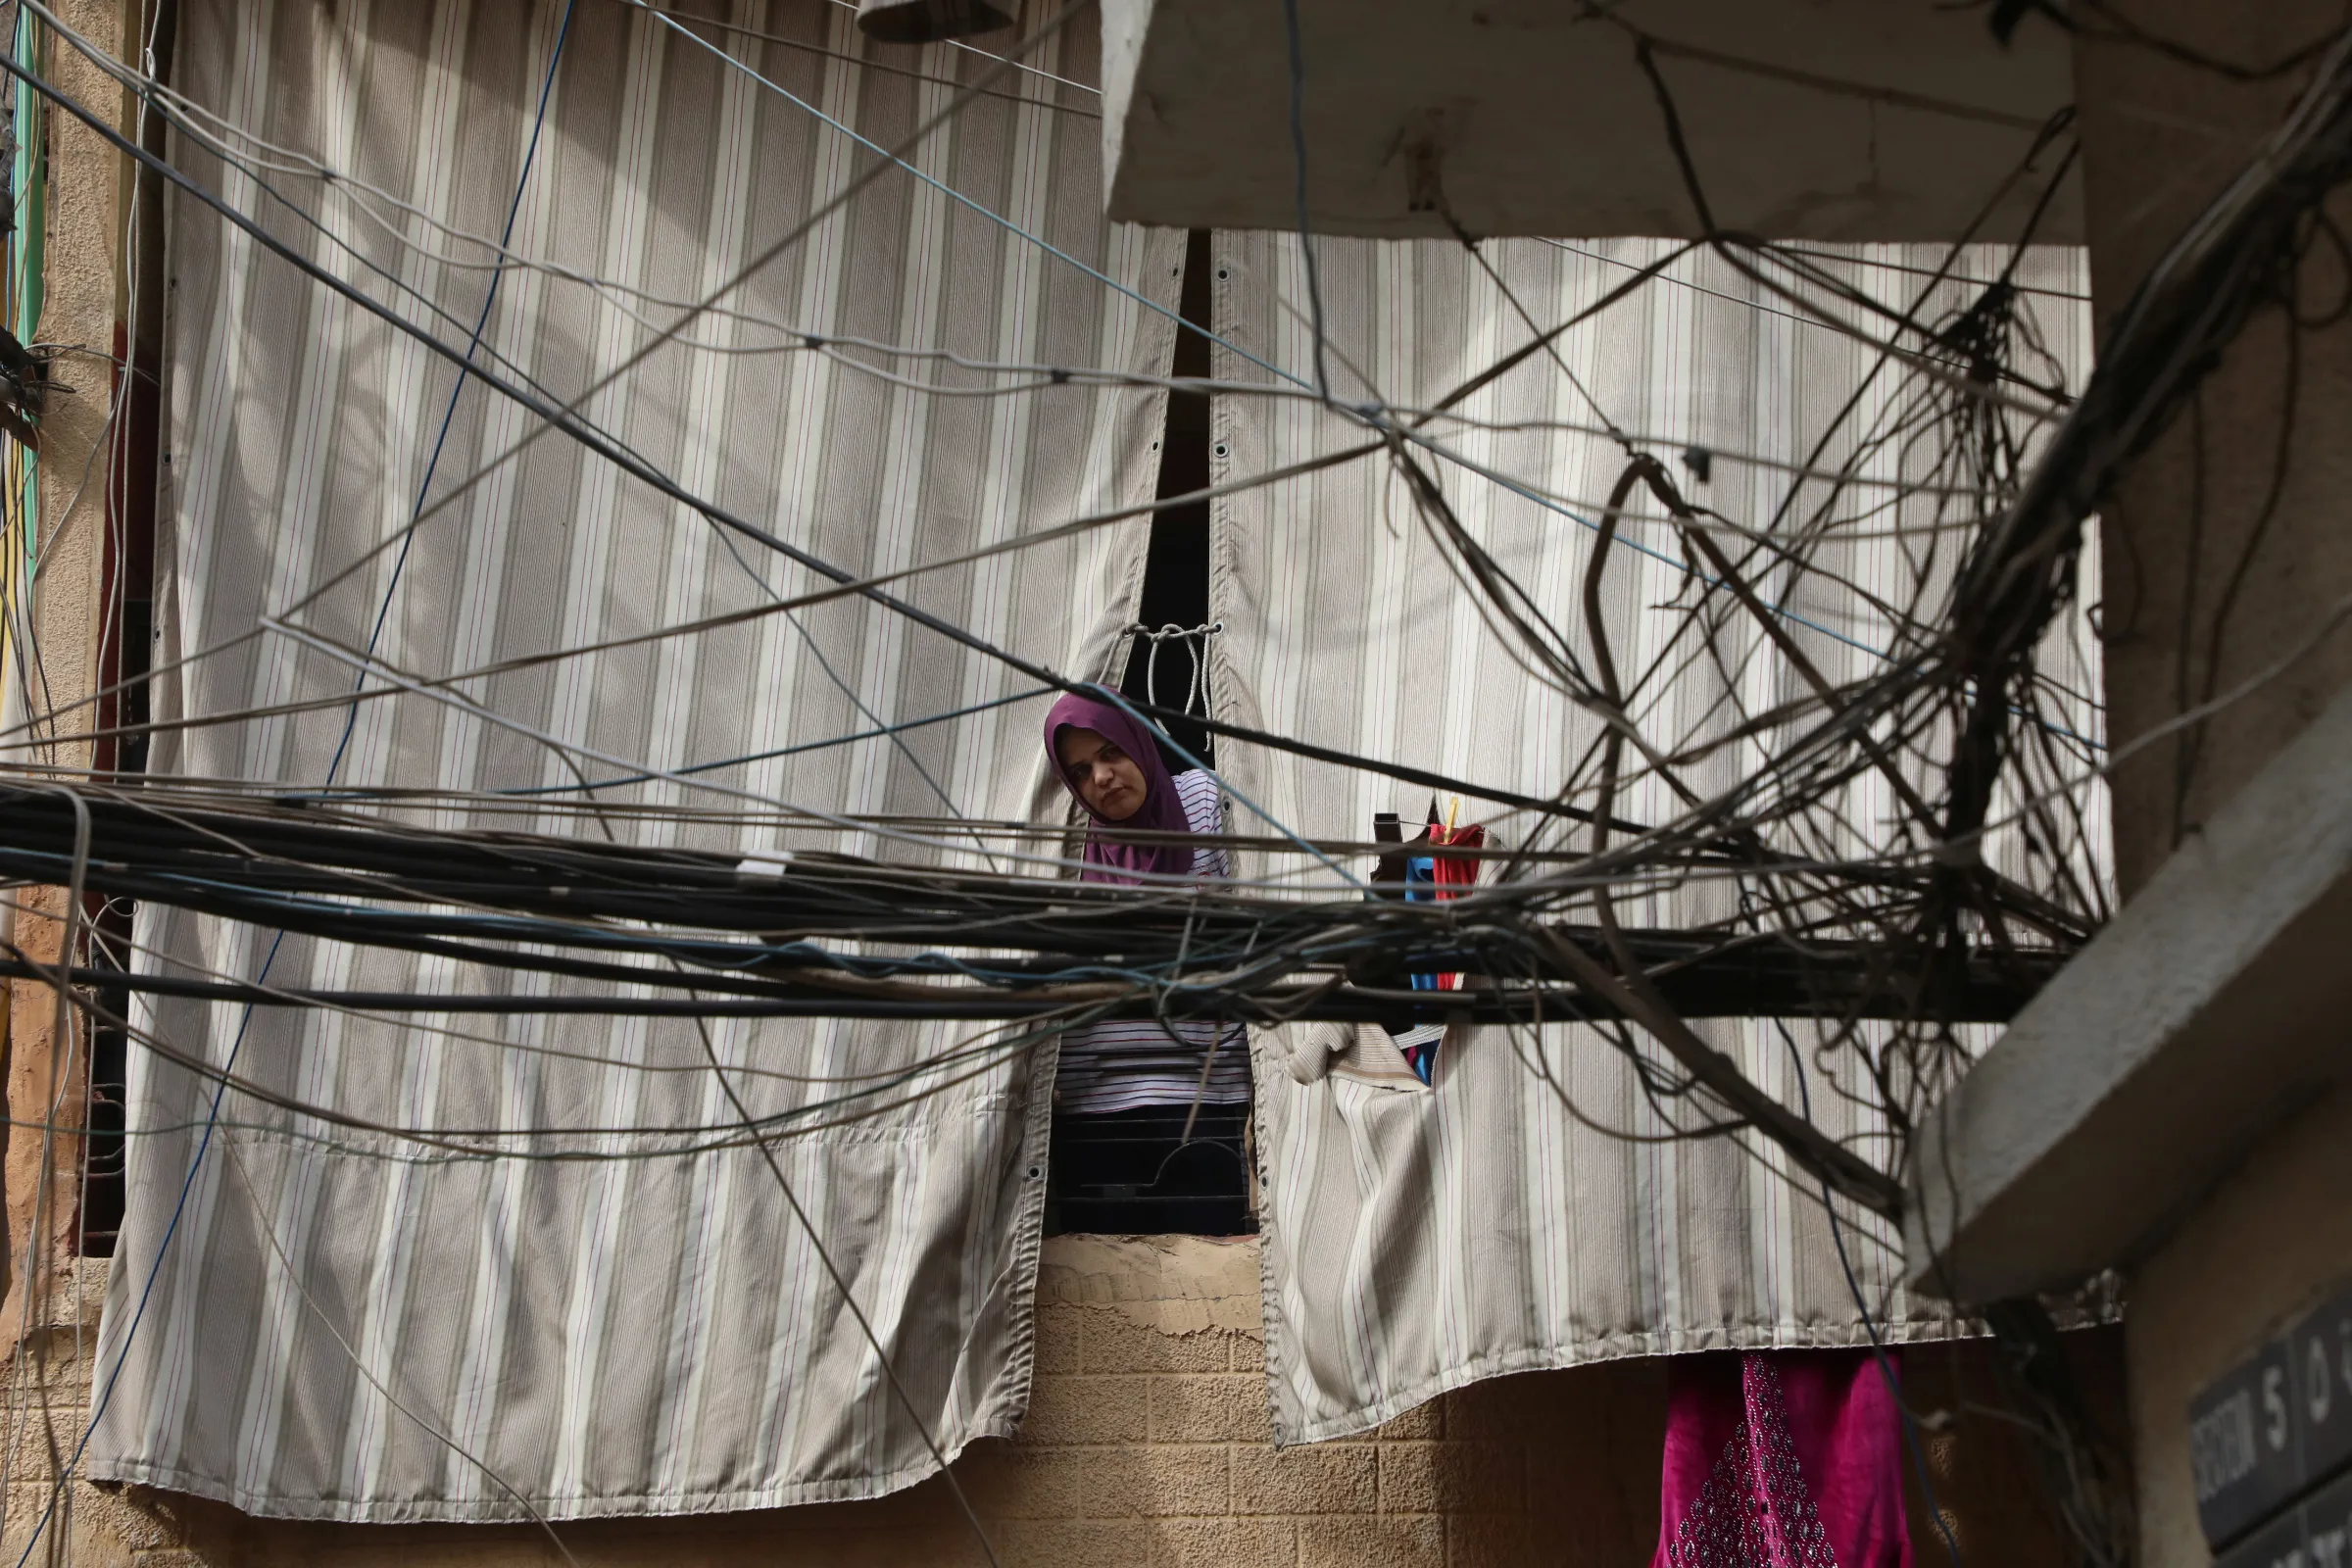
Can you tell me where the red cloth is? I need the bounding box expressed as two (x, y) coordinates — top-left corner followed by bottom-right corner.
(1421, 820), (1483, 991)
(1653, 1350), (1913, 1568)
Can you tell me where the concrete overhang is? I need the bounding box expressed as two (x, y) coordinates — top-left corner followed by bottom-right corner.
(1906, 681), (2352, 1303)
(1101, 0), (2082, 242)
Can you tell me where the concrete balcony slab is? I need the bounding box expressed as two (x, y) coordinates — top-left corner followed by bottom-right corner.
(1102, 0), (2081, 242)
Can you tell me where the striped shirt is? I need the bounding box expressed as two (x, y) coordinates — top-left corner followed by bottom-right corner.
(1055, 769), (1253, 1114)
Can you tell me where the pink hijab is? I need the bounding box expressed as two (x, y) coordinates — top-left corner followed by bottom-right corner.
(1045, 690), (1197, 886)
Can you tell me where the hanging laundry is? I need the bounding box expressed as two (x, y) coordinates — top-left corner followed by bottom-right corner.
(1406, 801), (1487, 990)
(1368, 805), (1485, 1084)
(1654, 1350), (1914, 1568)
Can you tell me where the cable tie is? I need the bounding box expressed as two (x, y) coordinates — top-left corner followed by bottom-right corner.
(734, 851), (794, 880)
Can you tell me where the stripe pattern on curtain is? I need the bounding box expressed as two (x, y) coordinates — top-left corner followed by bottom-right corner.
(1207, 233), (2098, 1445)
(92, 0), (1177, 1520)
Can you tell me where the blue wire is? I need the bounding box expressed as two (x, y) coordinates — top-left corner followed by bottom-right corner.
(14, 11), (581, 1559)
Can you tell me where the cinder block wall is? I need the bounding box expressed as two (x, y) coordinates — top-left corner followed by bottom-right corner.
(988, 1234), (1664, 1566)
(4, 1236), (2118, 1566)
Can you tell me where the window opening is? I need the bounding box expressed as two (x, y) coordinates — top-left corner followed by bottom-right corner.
(1050, 230), (1255, 1240)
(1119, 227), (1215, 769)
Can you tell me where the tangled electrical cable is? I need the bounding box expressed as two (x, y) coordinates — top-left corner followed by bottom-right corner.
(0, 0), (2118, 1228)
(9, 1), (2352, 1561)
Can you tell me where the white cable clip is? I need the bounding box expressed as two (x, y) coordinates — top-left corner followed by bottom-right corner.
(733, 850), (794, 880)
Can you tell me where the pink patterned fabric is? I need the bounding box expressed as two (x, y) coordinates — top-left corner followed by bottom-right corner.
(1653, 1351), (1914, 1568)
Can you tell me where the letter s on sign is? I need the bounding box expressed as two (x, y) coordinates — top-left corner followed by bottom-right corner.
(2265, 1363), (2290, 1451)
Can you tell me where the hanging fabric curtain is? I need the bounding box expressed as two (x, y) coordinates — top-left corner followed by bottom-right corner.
(1208, 232), (2098, 1445)
(92, 0), (1175, 1520)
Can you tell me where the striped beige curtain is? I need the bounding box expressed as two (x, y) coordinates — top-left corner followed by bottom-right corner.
(94, 0), (1176, 1519)
(1209, 233), (2098, 1443)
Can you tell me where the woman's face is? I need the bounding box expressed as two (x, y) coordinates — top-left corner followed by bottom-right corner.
(1056, 725), (1148, 822)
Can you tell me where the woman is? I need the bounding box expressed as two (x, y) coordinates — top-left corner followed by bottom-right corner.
(1042, 691), (1252, 1236)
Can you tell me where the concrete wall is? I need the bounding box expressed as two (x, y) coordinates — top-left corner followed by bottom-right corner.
(2072, 9), (2352, 1557)
(2, 0), (131, 1344)
(2125, 1078), (2352, 1568)
(2075, 0), (2352, 897)
(0, 1234), (2119, 1567)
